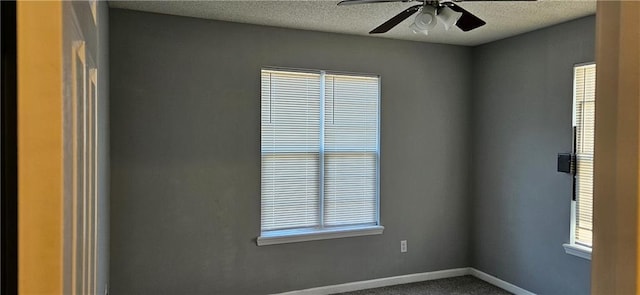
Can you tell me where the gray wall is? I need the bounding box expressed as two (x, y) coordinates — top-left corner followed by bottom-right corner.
(470, 16), (595, 294)
(109, 9), (472, 295)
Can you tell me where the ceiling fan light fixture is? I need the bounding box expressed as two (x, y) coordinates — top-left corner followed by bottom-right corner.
(409, 23), (428, 35)
(436, 6), (463, 31)
(411, 6), (437, 35)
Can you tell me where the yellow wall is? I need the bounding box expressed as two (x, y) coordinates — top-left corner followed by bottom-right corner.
(592, 1), (640, 293)
(18, 1), (64, 294)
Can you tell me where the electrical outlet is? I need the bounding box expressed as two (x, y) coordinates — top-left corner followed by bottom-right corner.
(400, 240), (407, 253)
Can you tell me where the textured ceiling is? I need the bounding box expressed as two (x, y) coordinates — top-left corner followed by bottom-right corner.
(109, 0), (596, 46)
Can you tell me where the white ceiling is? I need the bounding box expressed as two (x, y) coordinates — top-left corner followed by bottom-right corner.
(109, 0), (596, 46)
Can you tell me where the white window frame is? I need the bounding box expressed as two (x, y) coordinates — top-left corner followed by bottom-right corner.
(257, 67), (383, 246)
(563, 62), (595, 260)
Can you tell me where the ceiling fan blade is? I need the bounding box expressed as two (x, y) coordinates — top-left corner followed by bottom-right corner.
(446, 3), (486, 32)
(338, 0), (406, 5)
(370, 4), (421, 34)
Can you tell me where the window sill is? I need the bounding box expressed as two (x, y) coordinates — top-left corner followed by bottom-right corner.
(563, 243), (592, 260)
(257, 225), (384, 246)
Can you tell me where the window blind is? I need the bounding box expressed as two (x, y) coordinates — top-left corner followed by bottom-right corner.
(573, 64), (596, 246)
(261, 70), (321, 231)
(260, 68), (380, 234)
(324, 74), (379, 227)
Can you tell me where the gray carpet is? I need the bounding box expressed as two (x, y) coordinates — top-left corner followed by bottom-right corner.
(334, 275), (512, 295)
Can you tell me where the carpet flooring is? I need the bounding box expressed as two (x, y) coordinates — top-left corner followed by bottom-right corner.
(334, 275), (512, 295)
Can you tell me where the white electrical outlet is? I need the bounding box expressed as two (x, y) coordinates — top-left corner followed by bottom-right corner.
(400, 240), (407, 253)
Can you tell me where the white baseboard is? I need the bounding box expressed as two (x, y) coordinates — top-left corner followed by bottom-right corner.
(469, 268), (535, 295)
(274, 267), (536, 295)
(275, 268), (469, 295)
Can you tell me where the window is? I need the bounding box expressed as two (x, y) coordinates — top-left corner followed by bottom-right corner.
(258, 68), (382, 246)
(564, 63), (595, 259)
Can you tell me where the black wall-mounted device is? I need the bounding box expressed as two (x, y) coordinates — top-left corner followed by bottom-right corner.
(557, 153), (574, 174)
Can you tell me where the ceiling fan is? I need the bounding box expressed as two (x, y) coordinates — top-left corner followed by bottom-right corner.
(337, 0), (534, 35)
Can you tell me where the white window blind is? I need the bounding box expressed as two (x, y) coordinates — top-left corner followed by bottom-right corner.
(573, 64), (596, 246)
(324, 74), (379, 227)
(260, 68), (380, 236)
(261, 70), (321, 231)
